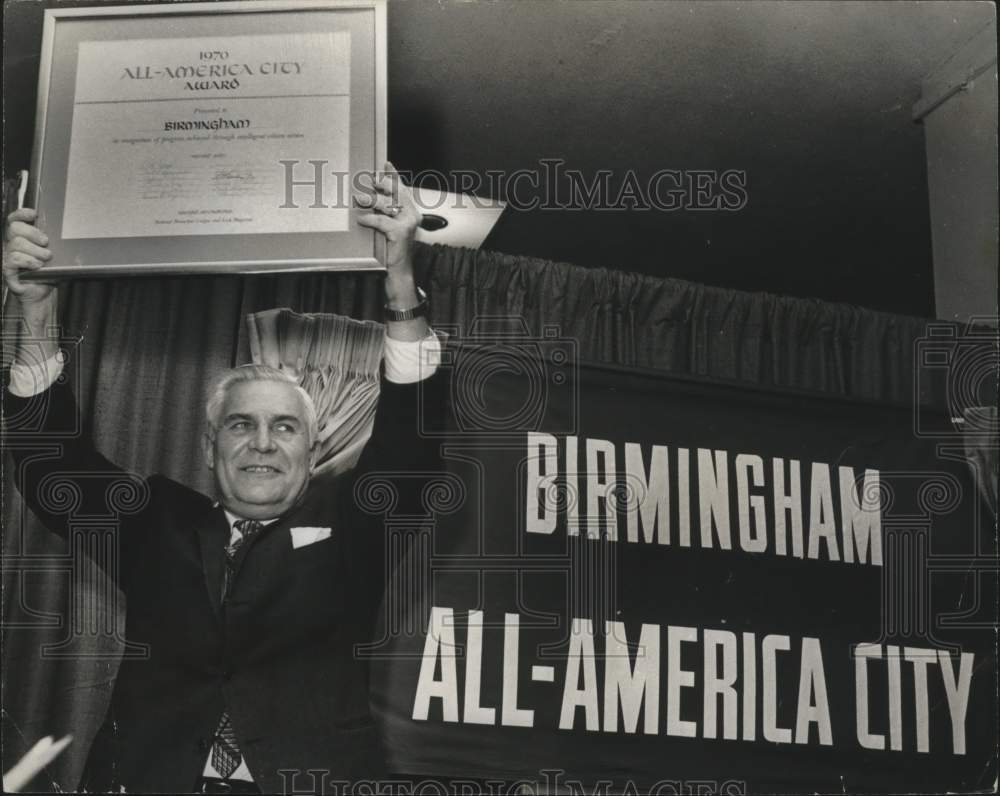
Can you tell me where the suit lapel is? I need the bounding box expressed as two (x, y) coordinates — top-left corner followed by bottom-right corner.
(196, 505), (230, 621)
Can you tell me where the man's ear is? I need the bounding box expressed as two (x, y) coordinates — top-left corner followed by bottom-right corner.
(202, 431), (215, 470)
(308, 440), (320, 470)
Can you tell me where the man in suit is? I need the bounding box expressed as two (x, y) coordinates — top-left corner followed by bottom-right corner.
(3, 165), (443, 794)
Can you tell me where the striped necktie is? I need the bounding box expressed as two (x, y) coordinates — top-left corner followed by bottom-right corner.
(211, 518), (262, 779)
(210, 712), (242, 780)
(221, 518), (262, 602)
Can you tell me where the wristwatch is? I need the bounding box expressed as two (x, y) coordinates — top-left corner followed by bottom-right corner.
(384, 287), (429, 322)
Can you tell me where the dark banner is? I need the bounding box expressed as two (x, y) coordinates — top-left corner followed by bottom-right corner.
(368, 347), (997, 794)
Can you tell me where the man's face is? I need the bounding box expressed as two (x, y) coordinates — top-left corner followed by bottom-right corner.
(202, 380), (315, 520)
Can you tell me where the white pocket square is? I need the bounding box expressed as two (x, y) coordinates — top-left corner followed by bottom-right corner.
(290, 526), (333, 549)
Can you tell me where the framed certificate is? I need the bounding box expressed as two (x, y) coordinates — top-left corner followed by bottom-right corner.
(28, 0), (387, 277)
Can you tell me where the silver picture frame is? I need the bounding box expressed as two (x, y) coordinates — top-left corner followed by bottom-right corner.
(28, 0), (387, 278)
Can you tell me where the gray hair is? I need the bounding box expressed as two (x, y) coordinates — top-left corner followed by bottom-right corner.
(204, 364), (319, 445)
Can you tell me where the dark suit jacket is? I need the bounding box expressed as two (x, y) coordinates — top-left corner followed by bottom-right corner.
(5, 369), (446, 794)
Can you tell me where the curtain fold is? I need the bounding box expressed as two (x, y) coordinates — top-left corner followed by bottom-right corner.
(2, 240), (982, 790)
(246, 308), (385, 476)
(413, 243), (955, 408)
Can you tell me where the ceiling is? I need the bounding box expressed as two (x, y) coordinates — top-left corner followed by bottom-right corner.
(3, 0), (995, 316)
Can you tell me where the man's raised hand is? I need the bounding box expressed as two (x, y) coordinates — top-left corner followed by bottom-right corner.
(355, 161), (422, 290)
(4, 208), (54, 304)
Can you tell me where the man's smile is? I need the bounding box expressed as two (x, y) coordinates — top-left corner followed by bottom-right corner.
(240, 464), (283, 474)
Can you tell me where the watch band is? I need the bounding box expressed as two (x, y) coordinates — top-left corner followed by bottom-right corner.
(384, 287), (429, 322)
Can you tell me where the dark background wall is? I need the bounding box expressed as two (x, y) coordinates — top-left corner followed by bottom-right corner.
(2, 0), (995, 317)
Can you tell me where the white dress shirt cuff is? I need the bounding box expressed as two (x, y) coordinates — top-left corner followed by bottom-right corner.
(382, 329), (443, 384)
(8, 351), (65, 397)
